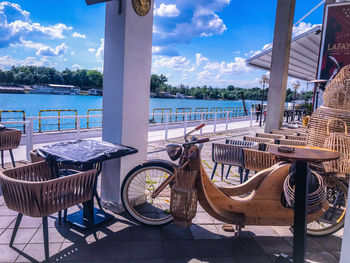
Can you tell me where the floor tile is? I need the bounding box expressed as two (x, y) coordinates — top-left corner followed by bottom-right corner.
(15, 243), (61, 263)
(165, 258), (201, 263)
(0, 244), (25, 263)
(201, 257), (237, 263)
(0, 215), (16, 229)
(129, 241), (163, 259)
(190, 225), (221, 240)
(161, 224), (193, 240)
(163, 240), (199, 258)
(195, 240), (232, 258)
(0, 228), (38, 245)
(129, 226), (162, 241)
(255, 237), (292, 255)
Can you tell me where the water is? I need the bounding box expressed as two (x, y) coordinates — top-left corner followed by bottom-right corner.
(0, 94), (258, 132)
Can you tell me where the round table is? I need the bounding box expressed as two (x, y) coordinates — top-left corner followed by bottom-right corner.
(269, 146), (340, 263)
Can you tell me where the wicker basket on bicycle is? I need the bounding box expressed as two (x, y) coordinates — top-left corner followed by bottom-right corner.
(323, 118), (350, 176)
(170, 146), (199, 227)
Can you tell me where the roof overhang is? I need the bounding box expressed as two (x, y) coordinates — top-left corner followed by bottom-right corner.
(246, 25), (322, 81)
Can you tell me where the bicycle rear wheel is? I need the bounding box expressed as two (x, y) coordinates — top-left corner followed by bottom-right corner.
(121, 161), (175, 226)
(307, 176), (347, 236)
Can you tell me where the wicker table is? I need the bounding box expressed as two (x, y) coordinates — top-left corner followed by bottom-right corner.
(36, 139), (138, 229)
(269, 146), (340, 263)
(0, 128), (21, 168)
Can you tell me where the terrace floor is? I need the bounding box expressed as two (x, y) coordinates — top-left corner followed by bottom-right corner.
(0, 126), (343, 263)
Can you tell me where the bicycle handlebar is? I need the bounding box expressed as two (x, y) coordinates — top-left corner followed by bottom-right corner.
(197, 138), (209, 144)
(185, 124), (206, 142)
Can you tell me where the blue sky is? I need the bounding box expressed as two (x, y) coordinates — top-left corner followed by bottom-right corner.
(0, 0), (325, 89)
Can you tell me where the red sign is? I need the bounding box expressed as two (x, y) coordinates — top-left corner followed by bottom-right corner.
(318, 2), (350, 80)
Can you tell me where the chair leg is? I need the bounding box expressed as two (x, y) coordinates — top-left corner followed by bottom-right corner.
(239, 167), (244, 184)
(211, 163), (218, 180)
(58, 211), (62, 224)
(84, 201), (97, 241)
(221, 164), (224, 181)
(64, 209), (67, 222)
(244, 169), (250, 182)
(1, 150), (4, 169)
(9, 149), (15, 167)
(43, 216), (49, 263)
(226, 165), (232, 179)
(10, 213), (23, 247)
(94, 190), (103, 211)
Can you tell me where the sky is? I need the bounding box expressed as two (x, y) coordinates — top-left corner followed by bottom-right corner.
(0, 0), (325, 89)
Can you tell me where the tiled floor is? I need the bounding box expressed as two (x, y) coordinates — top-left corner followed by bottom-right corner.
(0, 126), (344, 263)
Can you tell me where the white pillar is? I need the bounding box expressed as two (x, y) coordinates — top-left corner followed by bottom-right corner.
(101, 0), (153, 211)
(265, 0), (295, 132)
(340, 185), (350, 262)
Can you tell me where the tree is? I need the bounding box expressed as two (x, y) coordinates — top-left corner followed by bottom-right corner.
(150, 74), (168, 93)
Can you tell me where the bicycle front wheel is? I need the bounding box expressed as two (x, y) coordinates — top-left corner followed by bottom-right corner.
(121, 162), (175, 226)
(307, 176), (348, 236)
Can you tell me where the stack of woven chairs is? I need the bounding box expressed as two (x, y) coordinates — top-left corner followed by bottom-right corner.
(212, 65), (350, 183)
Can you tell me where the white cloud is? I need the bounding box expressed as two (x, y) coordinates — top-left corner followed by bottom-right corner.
(204, 57), (251, 74)
(88, 48), (96, 52)
(12, 39), (47, 50)
(152, 46), (179, 56)
(72, 64), (83, 69)
(96, 38), (104, 61)
(154, 4), (180, 17)
(0, 2), (72, 48)
(292, 22), (319, 37)
(71, 51), (75, 55)
(12, 39), (68, 57)
(195, 53), (208, 67)
(36, 43), (68, 56)
(153, 56), (193, 72)
(0, 55), (52, 70)
(153, 1), (230, 54)
(72, 32), (86, 39)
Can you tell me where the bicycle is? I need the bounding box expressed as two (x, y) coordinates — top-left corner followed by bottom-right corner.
(121, 124), (347, 236)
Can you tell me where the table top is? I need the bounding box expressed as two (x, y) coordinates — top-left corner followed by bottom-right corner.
(36, 139), (138, 165)
(268, 146), (340, 163)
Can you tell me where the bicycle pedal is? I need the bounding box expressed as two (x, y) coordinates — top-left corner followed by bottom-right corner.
(222, 224), (235, 232)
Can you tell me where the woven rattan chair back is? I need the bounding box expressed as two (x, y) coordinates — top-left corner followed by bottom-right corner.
(256, 133), (284, 140)
(212, 143), (245, 166)
(285, 135), (307, 141)
(271, 129), (297, 136)
(0, 129), (21, 151)
(275, 139), (306, 147)
(243, 148), (277, 172)
(0, 161), (97, 217)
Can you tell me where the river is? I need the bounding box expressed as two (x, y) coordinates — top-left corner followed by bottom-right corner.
(0, 93), (260, 131)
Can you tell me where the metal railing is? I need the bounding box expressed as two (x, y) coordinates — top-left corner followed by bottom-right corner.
(38, 109), (77, 132)
(0, 109), (255, 162)
(87, 109), (103, 128)
(0, 110), (26, 133)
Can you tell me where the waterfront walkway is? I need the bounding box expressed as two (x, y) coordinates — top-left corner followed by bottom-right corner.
(0, 125), (342, 263)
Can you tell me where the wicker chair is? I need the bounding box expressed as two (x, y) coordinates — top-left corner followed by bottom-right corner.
(211, 141), (258, 182)
(271, 129), (297, 136)
(275, 138), (307, 146)
(0, 128), (21, 168)
(0, 161), (97, 262)
(225, 140), (259, 180)
(255, 132), (284, 140)
(243, 136), (274, 151)
(243, 148), (277, 173)
(284, 134), (306, 141)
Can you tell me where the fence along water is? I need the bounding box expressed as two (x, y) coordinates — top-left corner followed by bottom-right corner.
(0, 106), (251, 133)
